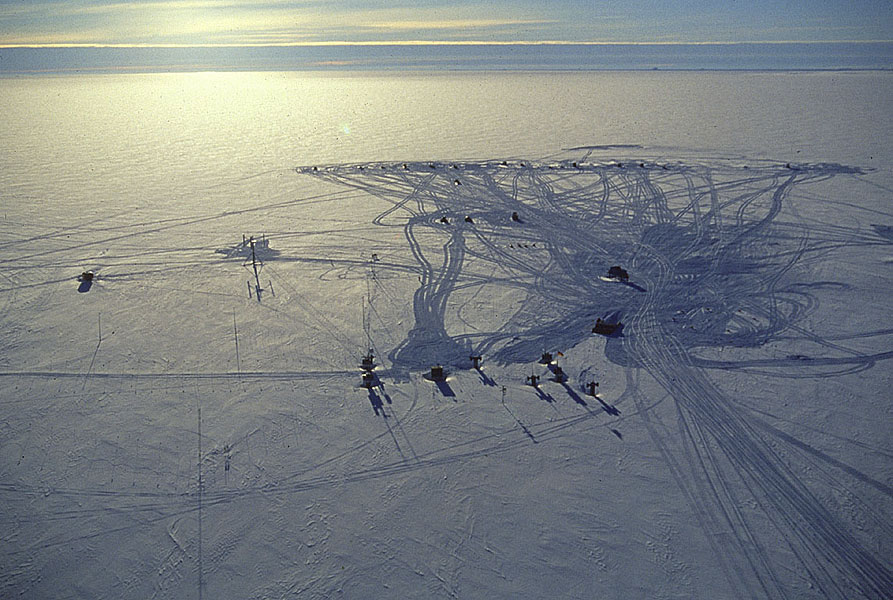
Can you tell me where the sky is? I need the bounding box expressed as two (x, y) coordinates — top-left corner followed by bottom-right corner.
(0, 0), (891, 47)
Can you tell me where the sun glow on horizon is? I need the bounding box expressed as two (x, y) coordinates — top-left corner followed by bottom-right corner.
(1, 1), (891, 48)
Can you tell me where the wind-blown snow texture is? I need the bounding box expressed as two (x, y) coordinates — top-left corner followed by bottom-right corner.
(1, 144), (890, 599)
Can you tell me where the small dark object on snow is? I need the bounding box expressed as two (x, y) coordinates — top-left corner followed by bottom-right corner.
(77, 270), (95, 293)
(511, 211), (520, 222)
(470, 355), (482, 369)
(540, 351), (553, 364)
(464, 215), (473, 223)
(552, 366), (566, 382)
(593, 318), (621, 335)
(454, 179), (461, 185)
(440, 216), (450, 224)
(586, 381), (599, 396)
(430, 365), (445, 381)
(361, 350), (375, 371)
(526, 374), (540, 387)
(362, 371), (375, 388)
(607, 266), (629, 282)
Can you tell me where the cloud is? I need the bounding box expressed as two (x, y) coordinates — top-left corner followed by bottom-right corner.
(0, 0), (562, 45)
(1, 0), (890, 46)
(363, 19), (555, 31)
(0, 1), (319, 45)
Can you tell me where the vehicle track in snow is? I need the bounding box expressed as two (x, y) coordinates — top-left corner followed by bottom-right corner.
(303, 152), (892, 599)
(2, 152), (890, 598)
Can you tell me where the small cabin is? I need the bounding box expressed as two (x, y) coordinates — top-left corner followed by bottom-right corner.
(593, 318), (621, 335)
(607, 266), (629, 282)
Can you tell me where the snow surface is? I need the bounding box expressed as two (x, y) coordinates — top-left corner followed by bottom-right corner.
(1, 72), (892, 599)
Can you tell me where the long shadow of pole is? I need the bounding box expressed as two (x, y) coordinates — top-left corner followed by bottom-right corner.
(501, 386), (537, 443)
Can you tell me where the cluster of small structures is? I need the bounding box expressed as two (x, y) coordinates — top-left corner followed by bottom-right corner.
(298, 159), (837, 177)
(296, 159), (704, 177)
(438, 215), (476, 224)
(524, 351), (600, 397)
(438, 213), (516, 225)
(359, 345), (611, 400)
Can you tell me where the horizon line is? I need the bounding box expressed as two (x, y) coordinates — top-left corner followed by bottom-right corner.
(2, 39), (892, 50)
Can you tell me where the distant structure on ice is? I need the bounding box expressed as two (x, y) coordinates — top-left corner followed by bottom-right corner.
(607, 266), (629, 282)
(593, 318), (621, 336)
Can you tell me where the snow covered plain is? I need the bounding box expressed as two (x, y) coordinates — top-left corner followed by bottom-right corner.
(1, 72), (891, 599)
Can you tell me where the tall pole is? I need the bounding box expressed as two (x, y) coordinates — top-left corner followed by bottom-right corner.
(250, 237), (262, 295)
(197, 406), (203, 600)
(233, 311), (241, 379)
(363, 296), (372, 350)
